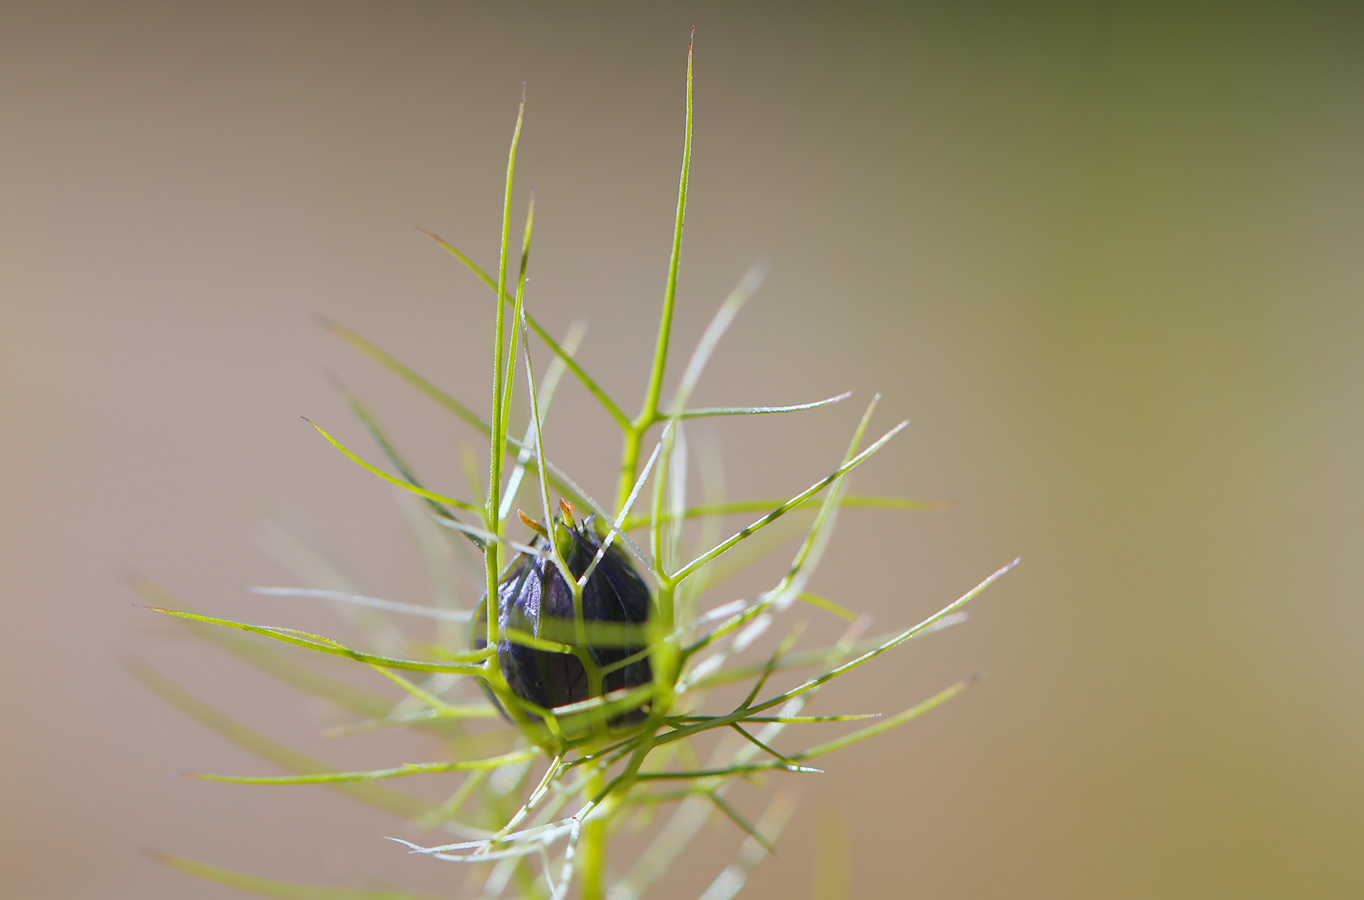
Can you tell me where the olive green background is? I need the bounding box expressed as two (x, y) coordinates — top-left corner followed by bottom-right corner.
(3, 3), (1361, 898)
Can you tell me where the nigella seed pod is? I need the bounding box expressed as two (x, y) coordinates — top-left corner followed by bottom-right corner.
(472, 512), (653, 726)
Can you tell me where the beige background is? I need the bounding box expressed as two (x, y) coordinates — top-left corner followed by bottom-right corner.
(3, 3), (1362, 898)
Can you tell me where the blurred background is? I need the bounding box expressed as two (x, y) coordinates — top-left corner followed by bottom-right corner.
(3, 2), (1362, 898)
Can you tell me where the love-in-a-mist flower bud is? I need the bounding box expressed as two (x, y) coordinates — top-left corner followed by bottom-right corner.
(473, 507), (653, 725)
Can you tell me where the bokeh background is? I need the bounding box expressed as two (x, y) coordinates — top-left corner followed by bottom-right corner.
(3, 2), (1362, 898)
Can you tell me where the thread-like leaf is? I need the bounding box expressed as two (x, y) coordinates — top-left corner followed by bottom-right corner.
(341, 387), (484, 550)
(144, 607), (488, 674)
(187, 748), (537, 785)
(306, 419), (482, 515)
(688, 616), (968, 690)
(127, 659), (430, 817)
(791, 677), (979, 761)
(676, 392), (850, 419)
(248, 587), (473, 623)
(620, 495), (945, 531)
(132, 578), (395, 718)
(707, 792), (776, 856)
(149, 853), (445, 900)
(672, 420), (908, 583)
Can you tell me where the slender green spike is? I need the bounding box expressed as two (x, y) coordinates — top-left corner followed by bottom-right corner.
(324, 705), (500, 739)
(149, 853), (448, 900)
(790, 677), (978, 761)
(321, 319), (489, 432)
(707, 792), (777, 857)
(517, 309), (577, 598)
(625, 789), (707, 805)
(305, 419), (483, 515)
(497, 194), (534, 488)
(611, 791), (711, 900)
(390, 486), (469, 645)
(505, 684), (664, 746)
(489, 92), (525, 651)
(597, 643), (652, 679)
(143, 606), (489, 673)
(432, 512), (547, 559)
(131, 578), (394, 718)
(248, 586), (473, 623)
(126, 659), (430, 818)
(203, 631), (393, 717)
(649, 421), (678, 581)
(670, 714), (879, 725)
(503, 615), (652, 649)
(637, 35), (700, 573)
(420, 229), (631, 429)
(665, 420), (689, 572)
(368, 666), (454, 711)
(679, 512), (809, 603)
(500, 625), (586, 658)
(672, 420), (908, 583)
(580, 435), (663, 590)
(501, 320), (587, 521)
(647, 408), (686, 583)
(675, 391), (850, 419)
(560, 731), (649, 773)
(620, 495), (946, 531)
(488, 91), (525, 537)
(689, 618), (967, 690)
(186, 748), (537, 785)
(794, 592), (858, 622)
(341, 387), (484, 550)
(633, 762), (821, 780)
(684, 592), (866, 669)
(696, 792), (799, 900)
(640, 30), (694, 424)
(729, 724), (791, 763)
(741, 627), (803, 711)
(774, 395), (881, 599)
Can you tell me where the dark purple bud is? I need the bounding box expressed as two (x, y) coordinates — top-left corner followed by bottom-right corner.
(472, 514), (653, 725)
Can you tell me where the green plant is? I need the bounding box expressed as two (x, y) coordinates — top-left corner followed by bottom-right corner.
(134, 33), (1016, 900)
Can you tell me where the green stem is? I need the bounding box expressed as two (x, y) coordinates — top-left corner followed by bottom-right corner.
(580, 772), (607, 900)
(628, 34), (693, 498)
(614, 424), (645, 514)
(487, 94), (524, 658)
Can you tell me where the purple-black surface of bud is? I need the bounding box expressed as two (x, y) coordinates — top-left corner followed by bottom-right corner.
(472, 513), (653, 725)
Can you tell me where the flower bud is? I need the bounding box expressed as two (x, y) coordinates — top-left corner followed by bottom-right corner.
(473, 513), (653, 725)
